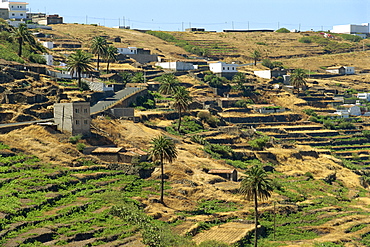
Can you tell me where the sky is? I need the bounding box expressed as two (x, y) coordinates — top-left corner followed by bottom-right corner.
(27, 0), (369, 32)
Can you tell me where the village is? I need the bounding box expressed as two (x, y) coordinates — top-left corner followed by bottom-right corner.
(1, 0), (370, 246)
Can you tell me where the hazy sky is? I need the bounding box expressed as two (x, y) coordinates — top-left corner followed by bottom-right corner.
(28, 0), (369, 32)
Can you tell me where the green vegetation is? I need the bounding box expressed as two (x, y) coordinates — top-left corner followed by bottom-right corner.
(248, 135), (270, 150)
(146, 31), (209, 56)
(275, 27), (290, 33)
(298, 35), (353, 53)
(167, 116), (204, 135)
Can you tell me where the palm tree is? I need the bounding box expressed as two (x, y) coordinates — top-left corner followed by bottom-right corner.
(11, 23), (34, 57)
(240, 165), (273, 247)
(158, 73), (180, 95)
(250, 50), (262, 66)
(148, 135), (178, 204)
(290, 68), (307, 94)
(67, 50), (94, 89)
(90, 36), (107, 71)
(104, 45), (118, 73)
(173, 86), (192, 132)
(131, 72), (145, 84)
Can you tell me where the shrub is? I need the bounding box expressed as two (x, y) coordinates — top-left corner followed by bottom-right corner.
(69, 134), (82, 144)
(190, 135), (208, 145)
(303, 109), (318, 117)
(363, 130), (370, 138)
(76, 143), (86, 152)
(248, 135), (270, 150)
(204, 144), (234, 159)
(299, 37), (312, 43)
(275, 27), (290, 33)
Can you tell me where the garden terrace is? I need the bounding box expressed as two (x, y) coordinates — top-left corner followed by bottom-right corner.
(0, 152), (159, 246)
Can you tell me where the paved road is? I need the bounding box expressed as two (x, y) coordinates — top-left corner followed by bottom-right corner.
(90, 87), (142, 114)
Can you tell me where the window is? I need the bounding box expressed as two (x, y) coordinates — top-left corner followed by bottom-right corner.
(83, 109), (88, 113)
(75, 108), (79, 113)
(232, 67), (235, 70)
(84, 120), (88, 125)
(20, 14), (23, 16)
(223, 67), (225, 70)
(75, 120), (80, 125)
(227, 67), (230, 70)
(12, 13), (15, 16)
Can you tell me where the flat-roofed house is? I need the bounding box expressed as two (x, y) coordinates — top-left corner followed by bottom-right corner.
(208, 169), (238, 182)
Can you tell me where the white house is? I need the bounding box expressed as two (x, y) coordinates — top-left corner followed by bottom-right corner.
(156, 61), (195, 71)
(253, 70), (287, 79)
(42, 54), (53, 66)
(331, 23), (369, 36)
(326, 66), (355, 75)
(0, 0), (28, 20)
(117, 47), (137, 55)
(42, 41), (54, 49)
(336, 105), (361, 116)
(357, 93), (370, 102)
(209, 62), (238, 74)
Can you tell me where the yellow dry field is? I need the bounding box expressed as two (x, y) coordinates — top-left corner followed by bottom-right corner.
(192, 222), (254, 244)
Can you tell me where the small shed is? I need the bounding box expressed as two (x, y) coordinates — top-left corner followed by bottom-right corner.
(91, 147), (123, 162)
(208, 169), (238, 182)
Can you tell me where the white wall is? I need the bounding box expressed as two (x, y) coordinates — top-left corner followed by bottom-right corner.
(156, 61), (194, 71)
(117, 47), (137, 55)
(344, 66), (355, 74)
(332, 23), (369, 34)
(42, 42), (54, 49)
(209, 62), (238, 73)
(42, 54), (53, 66)
(254, 70), (272, 79)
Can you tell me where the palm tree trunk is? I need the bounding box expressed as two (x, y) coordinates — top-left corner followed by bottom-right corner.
(106, 61), (110, 73)
(97, 54), (100, 71)
(177, 108), (182, 132)
(18, 38), (23, 57)
(78, 70), (82, 88)
(254, 190), (258, 247)
(160, 157), (164, 204)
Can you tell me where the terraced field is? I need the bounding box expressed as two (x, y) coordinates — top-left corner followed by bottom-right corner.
(0, 151), (159, 246)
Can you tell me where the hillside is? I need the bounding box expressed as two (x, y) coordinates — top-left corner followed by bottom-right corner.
(2, 23), (370, 246)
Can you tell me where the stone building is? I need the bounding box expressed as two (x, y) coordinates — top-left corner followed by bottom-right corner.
(54, 102), (91, 136)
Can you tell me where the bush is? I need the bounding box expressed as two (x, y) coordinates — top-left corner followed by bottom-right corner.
(204, 144), (234, 159)
(363, 130), (370, 138)
(69, 134), (82, 144)
(76, 143), (86, 152)
(248, 135), (270, 150)
(299, 37), (312, 43)
(275, 27), (290, 33)
(197, 111), (220, 128)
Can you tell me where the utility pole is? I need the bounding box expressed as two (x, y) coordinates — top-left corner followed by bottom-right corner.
(232, 21), (234, 30)
(182, 22), (184, 31)
(299, 23), (301, 32)
(118, 18), (120, 27)
(86, 15), (88, 24)
(123, 16), (125, 27)
(248, 21), (249, 30)
(278, 22), (279, 29)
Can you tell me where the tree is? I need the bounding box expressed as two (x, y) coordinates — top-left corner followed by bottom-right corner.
(148, 135), (178, 204)
(104, 45), (118, 73)
(11, 23), (34, 57)
(90, 36), (107, 71)
(67, 50), (94, 89)
(250, 50), (262, 66)
(240, 165), (273, 247)
(290, 68), (307, 93)
(131, 72), (145, 84)
(173, 86), (192, 132)
(157, 73), (180, 95)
